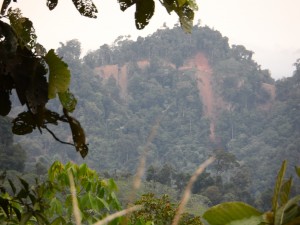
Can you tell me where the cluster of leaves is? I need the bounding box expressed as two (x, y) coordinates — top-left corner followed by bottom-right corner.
(1, 160), (300, 225)
(0, 4), (88, 157)
(118, 0), (197, 31)
(0, 161), (122, 224)
(130, 193), (203, 225)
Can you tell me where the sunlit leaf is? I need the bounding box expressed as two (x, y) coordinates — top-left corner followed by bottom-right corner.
(47, 0), (58, 10)
(135, 0), (155, 29)
(20, 212), (33, 225)
(71, 0), (98, 18)
(45, 49), (71, 99)
(274, 195), (300, 225)
(203, 202), (262, 225)
(58, 89), (77, 112)
(176, 4), (194, 33)
(280, 178), (293, 206)
(177, 0), (187, 7)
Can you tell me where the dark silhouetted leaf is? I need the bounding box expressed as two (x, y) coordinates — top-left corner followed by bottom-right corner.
(71, 0), (98, 18)
(8, 8), (37, 48)
(0, 197), (9, 217)
(12, 206), (21, 221)
(0, 0), (11, 15)
(8, 179), (16, 194)
(135, 0), (155, 29)
(25, 62), (48, 114)
(44, 110), (61, 125)
(118, 0), (135, 11)
(19, 177), (29, 192)
(0, 91), (11, 116)
(17, 189), (29, 199)
(47, 0), (58, 10)
(64, 109), (88, 158)
(58, 89), (77, 112)
(12, 111), (36, 135)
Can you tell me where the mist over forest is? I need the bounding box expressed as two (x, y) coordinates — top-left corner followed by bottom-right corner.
(1, 24), (300, 214)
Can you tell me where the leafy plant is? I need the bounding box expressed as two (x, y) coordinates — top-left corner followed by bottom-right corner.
(203, 160), (300, 225)
(0, 161), (122, 225)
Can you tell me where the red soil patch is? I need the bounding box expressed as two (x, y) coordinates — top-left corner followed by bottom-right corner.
(95, 54), (218, 142)
(260, 83), (276, 110)
(184, 53), (216, 142)
(137, 60), (150, 69)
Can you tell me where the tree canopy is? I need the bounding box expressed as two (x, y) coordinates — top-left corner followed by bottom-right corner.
(0, 0), (198, 158)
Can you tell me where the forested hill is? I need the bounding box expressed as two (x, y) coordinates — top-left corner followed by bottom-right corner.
(3, 25), (300, 203)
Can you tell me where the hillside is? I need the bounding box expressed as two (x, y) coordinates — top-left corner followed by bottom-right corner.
(5, 25), (300, 208)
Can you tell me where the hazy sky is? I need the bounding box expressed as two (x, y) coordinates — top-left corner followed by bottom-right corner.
(4, 0), (300, 79)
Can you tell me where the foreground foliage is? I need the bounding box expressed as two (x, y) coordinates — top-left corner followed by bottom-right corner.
(0, 160), (299, 225)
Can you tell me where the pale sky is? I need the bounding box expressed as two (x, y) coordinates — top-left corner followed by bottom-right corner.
(3, 0), (300, 79)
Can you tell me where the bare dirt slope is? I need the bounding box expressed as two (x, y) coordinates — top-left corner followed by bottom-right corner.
(94, 54), (218, 142)
(183, 53), (216, 142)
(94, 65), (128, 101)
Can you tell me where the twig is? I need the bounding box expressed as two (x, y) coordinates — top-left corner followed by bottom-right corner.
(45, 126), (75, 146)
(171, 157), (216, 225)
(92, 205), (143, 225)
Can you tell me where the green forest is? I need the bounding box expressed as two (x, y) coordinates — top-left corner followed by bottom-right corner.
(1, 1), (300, 224)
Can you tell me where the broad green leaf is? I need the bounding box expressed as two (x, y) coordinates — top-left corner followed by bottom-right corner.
(97, 197), (110, 211)
(58, 90), (77, 112)
(20, 212), (33, 225)
(272, 160), (287, 213)
(295, 166), (300, 178)
(45, 49), (71, 99)
(8, 8), (37, 48)
(108, 178), (118, 191)
(274, 195), (300, 225)
(51, 216), (66, 225)
(280, 178), (293, 206)
(203, 202), (262, 225)
(176, 4), (194, 33)
(72, 0), (98, 18)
